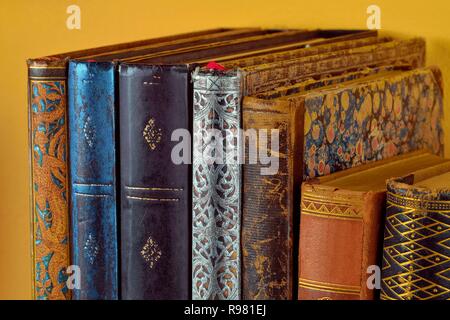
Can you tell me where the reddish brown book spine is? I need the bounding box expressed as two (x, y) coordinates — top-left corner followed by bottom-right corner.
(299, 184), (384, 299)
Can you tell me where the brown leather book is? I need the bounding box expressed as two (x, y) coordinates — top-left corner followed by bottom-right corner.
(242, 65), (443, 300)
(299, 151), (449, 300)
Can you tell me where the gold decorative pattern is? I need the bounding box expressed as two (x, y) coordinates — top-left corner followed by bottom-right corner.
(126, 196), (179, 202)
(124, 186), (183, 191)
(299, 278), (361, 295)
(140, 237), (162, 269)
(387, 191), (450, 211)
(381, 192), (450, 300)
(142, 118), (162, 151)
(301, 192), (363, 220)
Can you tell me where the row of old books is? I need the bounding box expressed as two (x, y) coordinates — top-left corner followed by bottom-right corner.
(27, 27), (448, 300)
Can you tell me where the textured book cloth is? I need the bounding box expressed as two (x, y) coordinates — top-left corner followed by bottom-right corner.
(242, 65), (443, 300)
(299, 151), (449, 300)
(190, 30), (379, 300)
(381, 162), (450, 300)
(26, 27), (257, 300)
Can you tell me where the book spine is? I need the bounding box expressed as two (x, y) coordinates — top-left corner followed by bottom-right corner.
(28, 59), (71, 300)
(299, 184), (384, 300)
(68, 61), (118, 300)
(241, 97), (302, 300)
(119, 64), (191, 300)
(192, 71), (241, 300)
(381, 180), (450, 300)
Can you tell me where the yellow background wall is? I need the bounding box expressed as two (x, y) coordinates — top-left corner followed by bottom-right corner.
(0, 0), (449, 299)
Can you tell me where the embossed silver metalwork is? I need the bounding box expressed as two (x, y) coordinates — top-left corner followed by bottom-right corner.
(192, 70), (242, 300)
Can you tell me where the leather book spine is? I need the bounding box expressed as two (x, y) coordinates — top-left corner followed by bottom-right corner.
(27, 58), (71, 300)
(241, 97), (303, 300)
(381, 178), (450, 300)
(299, 184), (384, 300)
(192, 70), (242, 300)
(119, 64), (191, 300)
(68, 61), (118, 300)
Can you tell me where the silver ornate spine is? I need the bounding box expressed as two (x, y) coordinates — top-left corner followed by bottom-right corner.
(192, 69), (242, 300)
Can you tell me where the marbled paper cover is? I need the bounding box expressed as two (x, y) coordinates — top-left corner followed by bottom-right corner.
(302, 67), (443, 180)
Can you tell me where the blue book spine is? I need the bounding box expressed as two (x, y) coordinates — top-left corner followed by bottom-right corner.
(68, 61), (118, 300)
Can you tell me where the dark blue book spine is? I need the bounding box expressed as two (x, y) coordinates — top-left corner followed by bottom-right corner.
(68, 61), (118, 300)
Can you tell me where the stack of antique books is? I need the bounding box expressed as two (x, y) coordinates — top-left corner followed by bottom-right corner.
(27, 28), (449, 300)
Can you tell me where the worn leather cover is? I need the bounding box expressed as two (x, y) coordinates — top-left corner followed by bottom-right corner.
(217, 34), (382, 69)
(207, 30), (379, 65)
(27, 28), (243, 300)
(242, 66), (444, 300)
(68, 61), (118, 300)
(241, 68), (389, 300)
(240, 38), (425, 95)
(299, 184), (385, 300)
(240, 38), (425, 299)
(119, 64), (192, 300)
(381, 170), (450, 300)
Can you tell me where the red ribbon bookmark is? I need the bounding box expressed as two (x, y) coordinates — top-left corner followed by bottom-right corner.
(205, 61), (226, 71)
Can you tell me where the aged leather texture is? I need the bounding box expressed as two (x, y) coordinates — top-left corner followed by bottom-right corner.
(192, 70), (242, 300)
(381, 175), (450, 300)
(221, 34), (384, 70)
(242, 98), (300, 300)
(299, 184), (385, 300)
(241, 67), (389, 300)
(241, 38), (425, 95)
(28, 63), (71, 300)
(68, 61), (118, 300)
(242, 66), (443, 300)
(119, 64), (192, 300)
